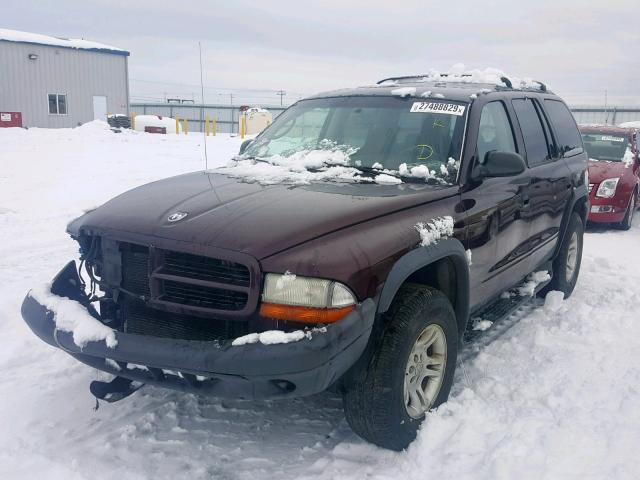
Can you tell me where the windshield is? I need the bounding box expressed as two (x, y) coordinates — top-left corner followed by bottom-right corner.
(242, 96), (468, 184)
(581, 133), (630, 162)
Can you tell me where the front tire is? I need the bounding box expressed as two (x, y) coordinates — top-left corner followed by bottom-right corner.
(545, 212), (584, 298)
(342, 284), (458, 451)
(617, 192), (635, 231)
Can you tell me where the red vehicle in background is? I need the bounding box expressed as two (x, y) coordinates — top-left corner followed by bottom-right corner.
(580, 125), (640, 230)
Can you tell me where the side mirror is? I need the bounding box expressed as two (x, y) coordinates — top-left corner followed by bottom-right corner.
(477, 151), (526, 178)
(239, 139), (253, 155)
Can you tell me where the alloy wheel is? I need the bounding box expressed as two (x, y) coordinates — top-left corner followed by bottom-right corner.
(404, 324), (447, 419)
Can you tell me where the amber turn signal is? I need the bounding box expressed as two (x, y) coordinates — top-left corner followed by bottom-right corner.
(259, 303), (354, 324)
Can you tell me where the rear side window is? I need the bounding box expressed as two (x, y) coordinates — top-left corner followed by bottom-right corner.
(512, 98), (550, 167)
(544, 100), (583, 156)
(477, 102), (517, 163)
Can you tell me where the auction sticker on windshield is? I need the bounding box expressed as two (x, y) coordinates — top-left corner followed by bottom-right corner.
(410, 102), (466, 116)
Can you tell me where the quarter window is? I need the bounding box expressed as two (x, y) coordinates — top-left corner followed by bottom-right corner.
(544, 100), (582, 156)
(512, 98), (550, 167)
(48, 94), (67, 115)
(477, 101), (517, 163)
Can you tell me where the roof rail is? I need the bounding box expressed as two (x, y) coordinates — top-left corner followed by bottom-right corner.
(377, 73), (514, 89)
(376, 75), (426, 85)
(500, 76), (513, 89)
(377, 73), (479, 85)
(531, 80), (547, 92)
(375, 73), (551, 93)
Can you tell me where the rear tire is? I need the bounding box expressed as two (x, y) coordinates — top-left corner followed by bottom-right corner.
(545, 212), (584, 298)
(617, 192), (635, 231)
(342, 284), (458, 451)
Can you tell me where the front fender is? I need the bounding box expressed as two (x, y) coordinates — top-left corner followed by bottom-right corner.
(377, 237), (470, 338)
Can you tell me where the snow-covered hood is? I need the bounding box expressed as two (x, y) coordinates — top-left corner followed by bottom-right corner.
(588, 160), (633, 184)
(70, 172), (455, 259)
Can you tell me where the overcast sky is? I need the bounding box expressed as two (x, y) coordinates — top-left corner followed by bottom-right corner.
(4, 0), (640, 106)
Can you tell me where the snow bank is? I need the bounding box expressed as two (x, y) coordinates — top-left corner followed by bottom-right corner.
(415, 216), (454, 246)
(29, 285), (117, 349)
(133, 115), (181, 134)
(619, 121), (640, 128)
(231, 327), (327, 346)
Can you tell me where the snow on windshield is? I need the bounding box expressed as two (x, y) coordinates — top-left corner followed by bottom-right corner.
(215, 95), (466, 186)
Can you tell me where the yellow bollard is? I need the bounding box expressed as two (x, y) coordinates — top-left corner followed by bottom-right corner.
(131, 112), (136, 130)
(175, 115), (180, 134)
(213, 118), (217, 136)
(183, 118), (188, 135)
(205, 114), (210, 136)
(240, 113), (246, 139)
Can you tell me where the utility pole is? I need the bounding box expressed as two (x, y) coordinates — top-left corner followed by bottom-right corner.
(277, 90), (286, 106)
(604, 89), (609, 125)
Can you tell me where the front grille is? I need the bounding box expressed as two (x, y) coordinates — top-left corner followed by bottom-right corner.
(161, 280), (247, 311)
(121, 244), (150, 297)
(163, 250), (250, 287)
(115, 241), (255, 341)
(124, 300), (248, 341)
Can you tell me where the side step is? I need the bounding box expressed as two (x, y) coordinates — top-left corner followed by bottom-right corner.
(463, 273), (552, 343)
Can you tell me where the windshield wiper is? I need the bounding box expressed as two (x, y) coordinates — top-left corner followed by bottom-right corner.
(352, 165), (400, 178)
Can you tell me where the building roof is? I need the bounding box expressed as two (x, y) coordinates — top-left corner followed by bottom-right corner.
(0, 28), (129, 56)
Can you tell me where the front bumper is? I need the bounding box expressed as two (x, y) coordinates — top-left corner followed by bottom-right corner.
(587, 189), (631, 223)
(21, 262), (375, 399)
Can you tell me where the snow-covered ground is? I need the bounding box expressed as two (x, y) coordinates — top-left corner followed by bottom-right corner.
(1, 123), (640, 479)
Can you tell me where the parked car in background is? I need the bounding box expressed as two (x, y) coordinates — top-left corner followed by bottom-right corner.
(580, 125), (640, 229)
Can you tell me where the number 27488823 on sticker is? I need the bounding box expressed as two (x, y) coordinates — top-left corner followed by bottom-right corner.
(410, 102), (466, 116)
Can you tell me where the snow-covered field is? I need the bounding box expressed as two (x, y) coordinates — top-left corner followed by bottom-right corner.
(1, 123), (639, 479)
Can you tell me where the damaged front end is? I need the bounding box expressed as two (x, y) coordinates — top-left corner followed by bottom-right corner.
(21, 232), (375, 402)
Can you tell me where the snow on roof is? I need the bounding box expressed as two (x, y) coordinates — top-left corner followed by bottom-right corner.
(0, 28), (129, 56)
(619, 121), (640, 129)
(378, 64), (547, 91)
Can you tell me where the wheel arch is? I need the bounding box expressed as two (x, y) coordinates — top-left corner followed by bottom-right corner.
(555, 190), (588, 259)
(377, 238), (470, 339)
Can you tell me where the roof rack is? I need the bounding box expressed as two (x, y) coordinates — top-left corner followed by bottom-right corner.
(377, 73), (474, 85)
(376, 74), (549, 92)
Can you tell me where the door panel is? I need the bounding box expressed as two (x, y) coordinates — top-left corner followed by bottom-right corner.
(463, 175), (532, 308)
(462, 100), (533, 310)
(93, 96), (107, 121)
(523, 161), (572, 268)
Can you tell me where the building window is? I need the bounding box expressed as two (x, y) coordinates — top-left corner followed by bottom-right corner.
(48, 94), (67, 115)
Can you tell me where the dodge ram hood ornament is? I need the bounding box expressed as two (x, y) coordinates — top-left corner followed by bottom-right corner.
(167, 211), (188, 222)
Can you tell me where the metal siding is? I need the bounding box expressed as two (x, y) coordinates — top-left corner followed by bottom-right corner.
(0, 40), (128, 128)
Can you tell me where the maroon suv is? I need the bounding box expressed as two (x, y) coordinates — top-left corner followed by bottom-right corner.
(21, 74), (588, 450)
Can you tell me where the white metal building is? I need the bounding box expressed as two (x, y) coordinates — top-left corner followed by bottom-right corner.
(0, 28), (130, 128)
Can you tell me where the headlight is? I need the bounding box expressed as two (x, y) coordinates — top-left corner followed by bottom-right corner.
(596, 178), (620, 198)
(261, 273), (356, 324)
